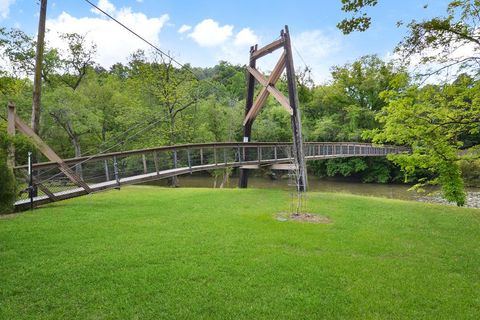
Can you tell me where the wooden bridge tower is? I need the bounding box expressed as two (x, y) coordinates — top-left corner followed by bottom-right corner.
(239, 25), (308, 191)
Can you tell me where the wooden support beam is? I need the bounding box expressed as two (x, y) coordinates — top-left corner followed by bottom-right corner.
(13, 114), (92, 193)
(18, 169), (58, 202)
(283, 25), (307, 191)
(239, 45), (257, 188)
(250, 38), (284, 61)
(243, 52), (287, 125)
(36, 182), (57, 201)
(246, 66), (293, 115)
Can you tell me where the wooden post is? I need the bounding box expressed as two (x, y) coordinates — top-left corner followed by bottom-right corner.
(104, 159), (110, 181)
(7, 102), (16, 168)
(283, 25), (307, 192)
(239, 45), (257, 188)
(200, 148), (203, 165)
(31, 0), (47, 135)
(153, 151), (159, 175)
(113, 156), (120, 188)
(187, 149), (192, 172)
(28, 152), (33, 210)
(142, 154), (147, 174)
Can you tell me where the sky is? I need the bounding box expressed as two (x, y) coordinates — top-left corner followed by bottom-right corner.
(0, 0), (451, 83)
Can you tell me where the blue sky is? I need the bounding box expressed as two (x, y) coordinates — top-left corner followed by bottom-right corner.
(1, 0), (450, 83)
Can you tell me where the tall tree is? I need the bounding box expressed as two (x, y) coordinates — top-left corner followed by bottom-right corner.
(366, 74), (480, 205)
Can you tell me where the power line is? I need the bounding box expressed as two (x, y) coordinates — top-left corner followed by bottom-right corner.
(82, 0), (198, 79)
(36, 111), (172, 185)
(293, 43), (309, 70)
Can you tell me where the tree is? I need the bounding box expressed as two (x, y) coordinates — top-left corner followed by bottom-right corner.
(339, 0), (480, 201)
(366, 74), (480, 205)
(58, 33), (97, 90)
(304, 55), (407, 183)
(337, 0), (378, 34)
(338, 0), (480, 79)
(127, 51), (200, 186)
(44, 85), (99, 176)
(397, 1), (480, 79)
(0, 28), (60, 82)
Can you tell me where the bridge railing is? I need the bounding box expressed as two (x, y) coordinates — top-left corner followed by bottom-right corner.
(13, 142), (408, 207)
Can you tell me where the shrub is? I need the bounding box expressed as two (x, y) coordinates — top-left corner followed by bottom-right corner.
(0, 126), (16, 214)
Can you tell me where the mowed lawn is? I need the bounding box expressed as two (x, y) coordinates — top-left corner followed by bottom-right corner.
(1, 186), (479, 319)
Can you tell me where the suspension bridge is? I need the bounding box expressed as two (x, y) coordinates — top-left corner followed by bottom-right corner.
(13, 141), (406, 210)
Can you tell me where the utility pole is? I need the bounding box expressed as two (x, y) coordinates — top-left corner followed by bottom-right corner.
(31, 0), (47, 135)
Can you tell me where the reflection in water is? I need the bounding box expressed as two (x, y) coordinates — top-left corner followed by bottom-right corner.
(146, 175), (424, 201)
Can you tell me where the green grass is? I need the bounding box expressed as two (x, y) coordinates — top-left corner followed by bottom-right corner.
(1, 186), (479, 319)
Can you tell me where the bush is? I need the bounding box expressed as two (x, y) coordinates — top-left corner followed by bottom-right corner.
(0, 153), (16, 214)
(0, 126), (16, 214)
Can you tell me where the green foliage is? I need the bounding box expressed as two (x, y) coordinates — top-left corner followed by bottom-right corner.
(337, 0), (378, 34)
(305, 56), (405, 182)
(305, 55), (404, 142)
(326, 158), (368, 177)
(309, 157), (398, 183)
(460, 158), (480, 186)
(366, 75), (480, 205)
(0, 123), (16, 214)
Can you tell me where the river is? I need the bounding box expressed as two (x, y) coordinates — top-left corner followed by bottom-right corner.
(145, 174), (480, 208)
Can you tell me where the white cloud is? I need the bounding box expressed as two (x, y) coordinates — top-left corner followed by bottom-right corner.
(384, 34), (479, 84)
(46, 1), (169, 68)
(178, 24), (191, 34)
(188, 19), (233, 47)
(291, 30), (342, 82)
(91, 0), (116, 15)
(0, 0), (16, 19)
(234, 28), (258, 47)
(185, 26), (341, 83)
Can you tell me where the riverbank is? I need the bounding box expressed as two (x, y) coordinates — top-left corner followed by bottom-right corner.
(146, 174), (480, 208)
(416, 191), (480, 208)
(1, 187), (479, 319)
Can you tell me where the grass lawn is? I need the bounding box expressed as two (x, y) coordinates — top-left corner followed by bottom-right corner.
(1, 186), (479, 319)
